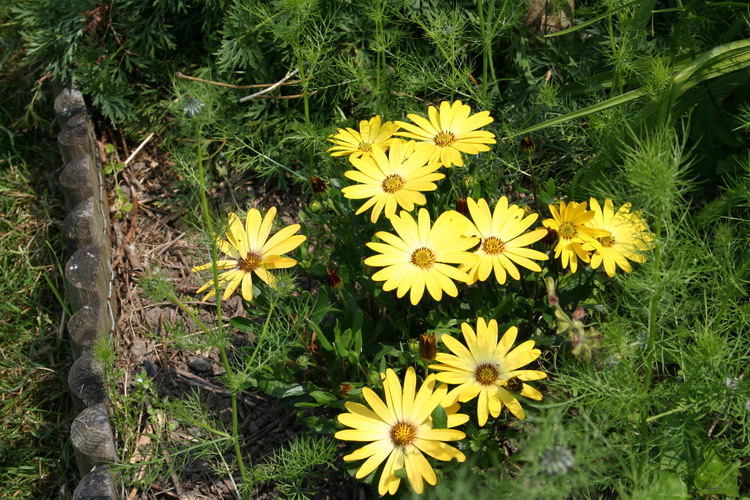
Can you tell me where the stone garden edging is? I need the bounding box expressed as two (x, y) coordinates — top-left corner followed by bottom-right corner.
(55, 87), (120, 500)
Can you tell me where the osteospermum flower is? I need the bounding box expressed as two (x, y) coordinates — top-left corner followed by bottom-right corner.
(395, 100), (496, 168)
(583, 198), (654, 277)
(335, 367), (468, 495)
(542, 201), (608, 273)
(327, 115), (399, 160)
(430, 318), (547, 426)
(364, 209), (479, 305)
(340, 139), (444, 222)
(191, 208), (306, 302)
(461, 197), (549, 284)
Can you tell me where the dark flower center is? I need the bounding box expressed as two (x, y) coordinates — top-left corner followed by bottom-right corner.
(475, 363), (500, 385)
(434, 131), (456, 147)
(558, 222), (576, 239)
(599, 235), (615, 247)
(390, 421), (417, 447)
(382, 174), (404, 193)
(239, 251), (262, 272)
(482, 237), (505, 255)
(411, 247), (436, 269)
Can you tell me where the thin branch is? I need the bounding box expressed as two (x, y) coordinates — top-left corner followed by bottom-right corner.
(238, 68), (300, 103)
(175, 71), (300, 90)
(125, 132), (154, 165)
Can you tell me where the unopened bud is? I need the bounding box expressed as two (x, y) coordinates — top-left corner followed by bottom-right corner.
(339, 382), (353, 397)
(310, 176), (327, 193)
(455, 198), (468, 216)
(545, 277), (558, 306)
(503, 376), (523, 393)
(419, 333), (437, 362)
(308, 200), (322, 213)
(325, 267), (342, 288)
(542, 227), (557, 246)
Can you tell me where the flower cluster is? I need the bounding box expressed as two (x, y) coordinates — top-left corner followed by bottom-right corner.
(329, 101), (496, 222)
(336, 318), (545, 495)
(543, 198), (654, 276)
(185, 101), (658, 498)
(327, 102), (653, 308)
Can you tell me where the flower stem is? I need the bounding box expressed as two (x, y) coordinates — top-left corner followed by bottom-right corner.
(244, 294), (279, 372)
(195, 139), (250, 485)
(477, 0), (488, 98)
(642, 221), (662, 392)
(296, 50), (314, 178)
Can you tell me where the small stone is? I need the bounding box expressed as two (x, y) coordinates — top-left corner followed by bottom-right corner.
(144, 307), (165, 328)
(141, 360), (158, 377)
(130, 339), (148, 358)
(188, 356), (213, 373)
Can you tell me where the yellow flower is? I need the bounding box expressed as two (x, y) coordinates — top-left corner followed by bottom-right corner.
(430, 318), (547, 426)
(364, 209), (479, 305)
(395, 100), (496, 168)
(335, 367), (468, 496)
(340, 139), (444, 223)
(191, 208), (306, 302)
(542, 201), (608, 273)
(583, 198), (654, 277)
(461, 197), (549, 285)
(327, 115), (399, 160)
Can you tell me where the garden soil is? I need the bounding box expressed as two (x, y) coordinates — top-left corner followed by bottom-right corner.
(106, 141), (367, 500)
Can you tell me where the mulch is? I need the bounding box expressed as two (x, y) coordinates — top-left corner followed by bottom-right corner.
(105, 141), (368, 499)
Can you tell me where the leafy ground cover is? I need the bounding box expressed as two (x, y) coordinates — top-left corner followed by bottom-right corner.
(4, 0), (750, 498)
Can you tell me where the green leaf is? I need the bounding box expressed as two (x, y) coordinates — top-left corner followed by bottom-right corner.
(507, 89), (647, 138)
(257, 380), (306, 399)
(305, 319), (333, 352)
(430, 405), (448, 429)
(636, 471), (689, 499)
(309, 390), (338, 405)
(310, 288), (332, 323)
(694, 445), (740, 497)
(335, 328), (353, 358)
(105, 143), (116, 154)
(230, 316), (255, 333)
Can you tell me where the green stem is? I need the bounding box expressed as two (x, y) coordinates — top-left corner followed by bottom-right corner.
(374, 0), (384, 106)
(642, 220), (662, 392)
(195, 139), (249, 485)
(165, 292), (212, 337)
(244, 295), (279, 372)
(296, 50), (313, 178)
(607, 13), (621, 95)
(477, 0), (488, 99)
(571, 266), (596, 311)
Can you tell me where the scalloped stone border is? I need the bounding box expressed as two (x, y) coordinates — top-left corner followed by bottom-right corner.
(55, 88), (120, 500)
